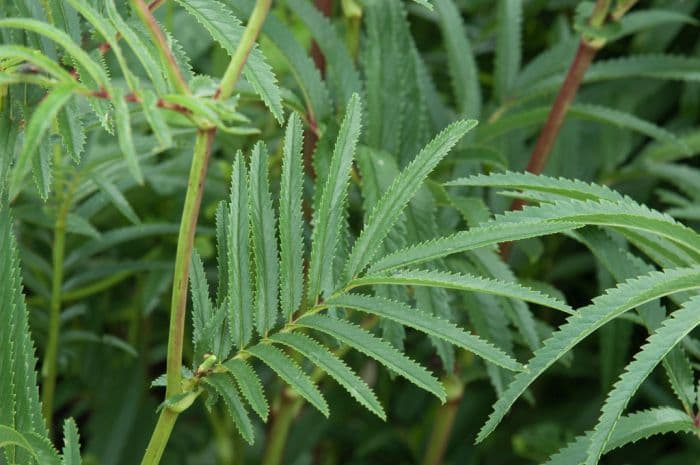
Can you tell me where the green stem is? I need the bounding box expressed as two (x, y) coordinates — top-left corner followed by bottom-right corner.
(41, 210), (66, 434)
(131, 0), (190, 94)
(215, 0), (272, 100)
(421, 375), (464, 465)
(140, 2), (273, 463)
(261, 389), (303, 465)
(41, 139), (69, 435)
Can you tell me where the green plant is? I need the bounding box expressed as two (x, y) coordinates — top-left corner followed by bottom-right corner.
(1, 1), (700, 465)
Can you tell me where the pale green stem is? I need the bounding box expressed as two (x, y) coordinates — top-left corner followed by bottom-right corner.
(41, 139), (68, 435)
(216, 0), (272, 100)
(139, 2), (272, 463)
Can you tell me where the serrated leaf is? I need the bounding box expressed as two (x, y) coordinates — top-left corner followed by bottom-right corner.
(61, 418), (81, 465)
(344, 119), (477, 280)
(203, 373), (254, 444)
(584, 296), (700, 465)
(279, 114), (304, 320)
(477, 266), (700, 443)
(112, 87), (143, 184)
(307, 94), (362, 304)
(91, 172), (140, 224)
(56, 102), (85, 163)
(246, 343), (329, 416)
(139, 91), (172, 149)
(327, 294), (523, 372)
(544, 407), (696, 465)
(105, 0), (169, 94)
(0, 18), (109, 87)
(284, 0), (361, 106)
(370, 198), (700, 273)
(10, 84), (74, 200)
(0, 426), (38, 463)
(222, 358), (268, 420)
(494, 0), (522, 102)
(351, 269), (573, 314)
(249, 142), (279, 336)
(175, 0), (284, 121)
(270, 332), (386, 419)
(227, 152), (253, 348)
(295, 314), (446, 402)
(433, 0), (481, 118)
(189, 250), (212, 353)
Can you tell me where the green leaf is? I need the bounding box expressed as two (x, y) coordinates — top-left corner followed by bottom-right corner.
(279, 114), (305, 320)
(370, 198), (700, 273)
(369, 220), (576, 274)
(227, 152), (253, 348)
(344, 119), (477, 280)
(61, 418), (81, 465)
(189, 250), (212, 352)
(612, 9), (699, 42)
(175, 0), (284, 121)
(284, 0), (361, 106)
(105, 0), (169, 94)
(544, 407), (696, 465)
(477, 266), (700, 443)
(351, 269), (573, 314)
(246, 343), (329, 416)
(0, 194), (47, 464)
(307, 94), (362, 304)
(140, 91), (172, 149)
(56, 101), (85, 163)
(65, 0), (137, 91)
(0, 18), (109, 87)
(446, 171), (626, 203)
(494, 0), (522, 102)
(90, 173), (140, 224)
(249, 142), (279, 336)
(433, 0), (481, 118)
(411, 0), (433, 10)
(222, 358), (268, 420)
(0, 426), (38, 463)
(203, 373), (254, 444)
(270, 332), (385, 419)
(295, 314), (446, 402)
(327, 294), (523, 372)
(226, 0), (330, 121)
(585, 296), (700, 465)
(10, 84), (75, 200)
(112, 87), (143, 184)
(0, 45), (74, 83)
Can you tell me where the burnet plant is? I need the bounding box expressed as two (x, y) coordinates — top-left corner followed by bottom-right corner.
(1, 1), (699, 465)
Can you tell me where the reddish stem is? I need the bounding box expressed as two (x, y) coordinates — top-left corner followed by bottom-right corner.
(500, 39), (599, 259)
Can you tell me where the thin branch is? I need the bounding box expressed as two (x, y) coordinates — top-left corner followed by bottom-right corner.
(500, 0), (615, 259)
(131, 0), (190, 94)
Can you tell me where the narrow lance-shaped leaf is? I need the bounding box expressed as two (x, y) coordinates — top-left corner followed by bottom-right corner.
(477, 266), (700, 443)
(344, 119), (477, 279)
(494, 0), (522, 102)
(222, 358), (268, 420)
(228, 152), (253, 348)
(350, 269), (573, 314)
(433, 0), (481, 118)
(189, 250), (212, 352)
(140, 91), (173, 150)
(327, 294), (523, 372)
(269, 332), (386, 419)
(295, 314), (446, 402)
(61, 418), (81, 465)
(10, 84), (75, 199)
(203, 373), (254, 444)
(246, 343), (329, 416)
(585, 295), (700, 465)
(307, 94), (362, 304)
(112, 87), (143, 184)
(249, 142), (279, 336)
(279, 114), (304, 319)
(91, 173), (140, 224)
